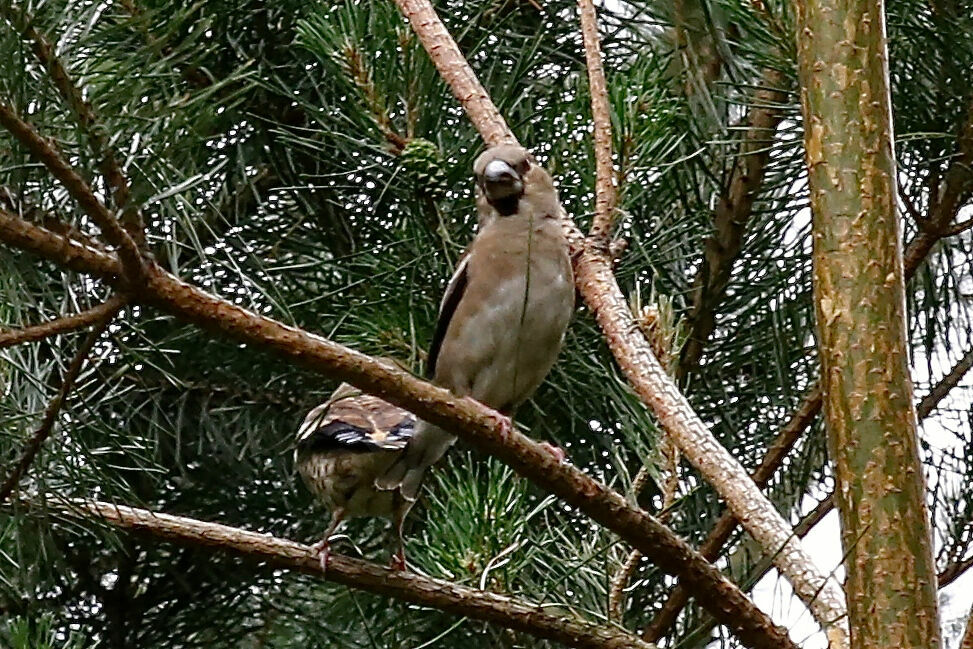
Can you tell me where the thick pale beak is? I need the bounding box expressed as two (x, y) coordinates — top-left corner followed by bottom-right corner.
(482, 159), (523, 203)
(484, 159), (519, 184)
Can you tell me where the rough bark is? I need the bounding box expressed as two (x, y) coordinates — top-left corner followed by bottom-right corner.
(795, 0), (942, 644)
(577, 0), (616, 247)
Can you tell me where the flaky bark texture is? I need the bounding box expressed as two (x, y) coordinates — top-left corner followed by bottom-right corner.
(795, 0), (942, 646)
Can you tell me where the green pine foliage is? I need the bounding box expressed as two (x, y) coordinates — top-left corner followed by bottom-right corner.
(1, 0), (972, 647)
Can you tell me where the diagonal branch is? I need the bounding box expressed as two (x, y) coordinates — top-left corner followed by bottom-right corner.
(0, 2), (143, 239)
(0, 102), (145, 281)
(0, 208), (797, 649)
(577, 0), (616, 246)
(642, 95), (973, 641)
(0, 294), (126, 349)
(615, 67), (793, 622)
(45, 500), (655, 649)
(646, 342), (973, 641)
(390, 0), (846, 637)
(0, 300), (123, 502)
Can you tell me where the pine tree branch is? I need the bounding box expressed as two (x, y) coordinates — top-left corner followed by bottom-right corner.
(0, 102), (146, 282)
(917, 349), (973, 419)
(647, 341), (973, 642)
(47, 499), (656, 649)
(643, 95), (973, 641)
(0, 301), (123, 502)
(904, 96), (973, 272)
(0, 207), (798, 649)
(391, 0), (848, 635)
(577, 0), (616, 247)
(0, 2), (143, 241)
(116, 0), (213, 89)
(0, 294), (126, 349)
(677, 68), (791, 382)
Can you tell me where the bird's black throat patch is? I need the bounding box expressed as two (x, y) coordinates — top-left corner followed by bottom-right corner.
(491, 195), (520, 216)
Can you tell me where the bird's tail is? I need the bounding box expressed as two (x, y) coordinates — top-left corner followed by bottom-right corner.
(375, 421), (456, 501)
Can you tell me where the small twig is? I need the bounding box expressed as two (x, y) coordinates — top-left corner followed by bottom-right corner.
(48, 499), (656, 649)
(0, 3), (143, 241)
(945, 218), (973, 237)
(577, 0), (616, 246)
(608, 439), (679, 622)
(0, 300), (123, 502)
(0, 295), (127, 349)
(0, 102), (146, 282)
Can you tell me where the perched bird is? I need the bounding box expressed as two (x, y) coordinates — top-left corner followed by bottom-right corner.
(377, 144), (575, 500)
(295, 377), (416, 571)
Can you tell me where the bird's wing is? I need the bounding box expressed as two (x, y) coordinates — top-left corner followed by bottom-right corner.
(296, 394), (415, 457)
(426, 251), (470, 378)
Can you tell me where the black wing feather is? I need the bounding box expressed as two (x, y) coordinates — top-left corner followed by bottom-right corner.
(426, 258), (469, 378)
(296, 421), (383, 455)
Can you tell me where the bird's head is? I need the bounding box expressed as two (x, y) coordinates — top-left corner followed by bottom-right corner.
(473, 145), (534, 215)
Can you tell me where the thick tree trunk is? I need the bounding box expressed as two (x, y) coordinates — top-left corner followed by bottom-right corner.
(794, 0), (942, 646)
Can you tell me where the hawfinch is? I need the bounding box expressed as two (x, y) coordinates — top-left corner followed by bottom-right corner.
(377, 144), (575, 500)
(295, 379), (416, 571)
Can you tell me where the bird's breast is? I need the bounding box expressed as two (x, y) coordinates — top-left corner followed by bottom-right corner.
(435, 221), (573, 410)
(297, 452), (399, 518)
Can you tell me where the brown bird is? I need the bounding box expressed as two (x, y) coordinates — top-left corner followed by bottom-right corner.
(295, 380), (416, 571)
(377, 144), (574, 500)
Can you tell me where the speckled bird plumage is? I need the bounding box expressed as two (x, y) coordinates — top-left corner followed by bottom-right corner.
(295, 381), (416, 570)
(377, 144), (575, 500)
